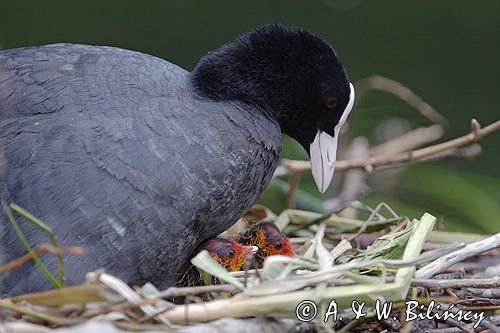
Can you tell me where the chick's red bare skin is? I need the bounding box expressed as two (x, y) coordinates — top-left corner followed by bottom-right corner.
(202, 238), (256, 271)
(239, 221), (296, 266)
(175, 238), (255, 288)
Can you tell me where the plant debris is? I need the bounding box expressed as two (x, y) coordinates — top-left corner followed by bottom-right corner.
(1, 203), (499, 333)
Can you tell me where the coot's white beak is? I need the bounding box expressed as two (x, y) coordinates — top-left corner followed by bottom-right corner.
(310, 83), (355, 193)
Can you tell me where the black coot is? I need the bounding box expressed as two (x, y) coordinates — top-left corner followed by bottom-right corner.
(0, 24), (354, 295)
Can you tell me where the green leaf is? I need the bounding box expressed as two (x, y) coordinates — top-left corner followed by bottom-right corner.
(1, 201), (61, 289)
(10, 204), (65, 286)
(191, 250), (244, 290)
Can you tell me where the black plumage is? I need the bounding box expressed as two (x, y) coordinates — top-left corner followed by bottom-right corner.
(0, 24), (351, 295)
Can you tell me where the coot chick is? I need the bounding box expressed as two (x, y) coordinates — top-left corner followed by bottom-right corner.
(175, 238), (256, 288)
(239, 221), (296, 267)
(0, 24), (354, 295)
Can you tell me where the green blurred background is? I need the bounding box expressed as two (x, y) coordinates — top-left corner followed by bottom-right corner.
(1, 0), (498, 233)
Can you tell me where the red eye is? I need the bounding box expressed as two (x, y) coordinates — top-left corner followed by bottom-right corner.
(325, 98), (337, 110)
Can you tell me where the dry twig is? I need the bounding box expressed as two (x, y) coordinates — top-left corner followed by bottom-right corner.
(369, 124), (444, 156)
(355, 75), (449, 127)
(0, 300), (82, 326)
(154, 284), (238, 299)
(416, 233), (500, 278)
(0, 244), (85, 272)
(411, 277), (500, 289)
(279, 119), (500, 175)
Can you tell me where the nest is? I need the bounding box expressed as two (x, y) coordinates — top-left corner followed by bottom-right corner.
(1, 203), (499, 333)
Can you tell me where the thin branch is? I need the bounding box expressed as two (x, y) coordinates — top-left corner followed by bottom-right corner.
(175, 318), (314, 333)
(154, 284), (238, 299)
(285, 171), (301, 209)
(421, 144), (482, 161)
(370, 124), (444, 156)
(0, 300), (82, 326)
(94, 272), (173, 326)
(411, 277), (500, 289)
(415, 233), (500, 279)
(454, 288), (500, 299)
(10, 203), (67, 287)
(1, 201), (61, 289)
(424, 328), (467, 333)
(80, 299), (158, 319)
(279, 119), (500, 175)
(355, 75), (449, 128)
(0, 243), (85, 272)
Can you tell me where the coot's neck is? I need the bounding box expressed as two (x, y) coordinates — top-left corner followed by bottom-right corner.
(190, 51), (289, 125)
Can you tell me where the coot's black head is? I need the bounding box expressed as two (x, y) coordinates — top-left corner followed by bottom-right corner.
(191, 24), (355, 192)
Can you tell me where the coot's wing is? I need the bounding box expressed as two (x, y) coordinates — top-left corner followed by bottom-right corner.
(0, 44), (280, 294)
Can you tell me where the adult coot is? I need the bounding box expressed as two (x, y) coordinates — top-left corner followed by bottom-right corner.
(0, 24), (354, 295)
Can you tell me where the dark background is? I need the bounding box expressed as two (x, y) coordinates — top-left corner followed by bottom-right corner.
(1, 0), (498, 233)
